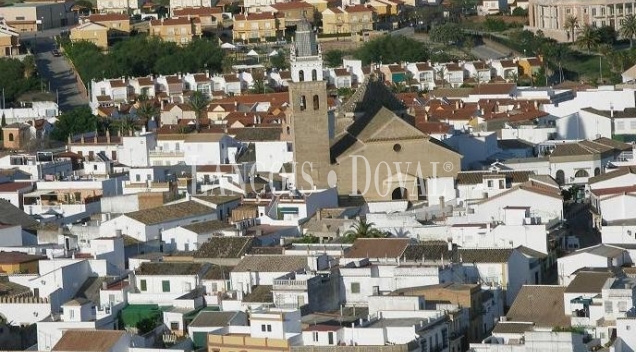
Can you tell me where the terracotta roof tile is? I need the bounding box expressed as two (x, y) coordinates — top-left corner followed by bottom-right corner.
(344, 238), (411, 259)
(52, 330), (126, 352)
(506, 285), (570, 328)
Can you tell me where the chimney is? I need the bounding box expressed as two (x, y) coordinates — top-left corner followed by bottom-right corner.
(117, 129), (121, 137)
(67, 135), (72, 144)
(121, 77), (125, 83)
(316, 208), (322, 220)
(142, 126), (147, 133)
(102, 281), (108, 290)
(206, 70), (210, 78)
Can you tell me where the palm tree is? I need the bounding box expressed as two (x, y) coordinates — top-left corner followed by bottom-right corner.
(135, 94), (159, 129)
(436, 66), (447, 88)
(621, 14), (636, 48)
(343, 219), (387, 243)
(564, 15), (578, 43)
(112, 115), (137, 135)
(577, 24), (600, 53)
(188, 91), (210, 132)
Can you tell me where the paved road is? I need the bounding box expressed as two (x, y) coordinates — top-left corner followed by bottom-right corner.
(21, 28), (89, 112)
(471, 44), (509, 60)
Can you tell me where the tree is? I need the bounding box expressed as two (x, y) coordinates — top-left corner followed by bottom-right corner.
(484, 17), (507, 32)
(0, 57), (39, 105)
(296, 234), (320, 244)
(111, 115), (137, 135)
(324, 49), (346, 68)
(313, 10), (323, 29)
(563, 15), (578, 43)
(51, 106), (98, 141)
(250, 77), (273, 94)
(135, 95), (159, 128)
(355, 35), (429, 65)
(343, 219), (387, 243)
(543, 43), (569, 84)
(596, 25), (617, 45)
(1, 114), (5, 127)
(136, 317), (157, 335)
(436, 65), (447, 88)
(429, 23), (465, 44)
(188, 91), (210, 132)
(577, 24), (600, 53)
(269, 51), (288, 70)
(621, 14), (636, 48)
(512, 7), (527, 16)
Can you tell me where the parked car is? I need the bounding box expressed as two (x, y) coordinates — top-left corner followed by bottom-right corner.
(52, 49), (62, 57)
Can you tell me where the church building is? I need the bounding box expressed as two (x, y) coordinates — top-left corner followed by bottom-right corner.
(287, 19), (461, 202)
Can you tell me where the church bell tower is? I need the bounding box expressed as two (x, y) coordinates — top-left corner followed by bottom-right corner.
(288, 18), (331, 190)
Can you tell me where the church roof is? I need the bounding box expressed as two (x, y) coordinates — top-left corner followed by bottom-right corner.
(330, 106), (459, 162)
(339, 76), (406, 117)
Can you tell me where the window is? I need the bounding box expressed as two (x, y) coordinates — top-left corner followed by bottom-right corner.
(313, 95), (319, 110)
(93, 165), (98, 171)
(170, 322), (179, 330)
(351, 282), (360, 293)
(162, 280), (170, 292)
(140, 279), (147, 291)
(487, 180), (494, 187)
(574, 169), (589, 178)
(328, 332), (334, 344)
(69, 309), (75, 319)
(605, 301), (613, 313)
(135, 174), (141, 182)
(312, 69), (317, 81)
(313, 331), (319, 342)
(7, 133), (13, 142)
(617, 121), (625, 130)
(16, 16), (25, 20)
(299, 70), (304, 82)
(300, 95), (306, 111)
(261, 324), (272, 332)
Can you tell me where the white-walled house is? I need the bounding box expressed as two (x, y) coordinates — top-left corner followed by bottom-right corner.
(99, 200), (217, 242)
(152, 133), (240, 166)
(459, 247), (544, 306)
(162, 220), (235, 252)
(131, 261), (211, 305)
(461, 180), (563, 225)
(557, 244), (629, 285)
(230, 255), (314, 295)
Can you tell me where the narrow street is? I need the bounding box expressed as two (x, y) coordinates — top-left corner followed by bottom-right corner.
(21, 28), (89, 112)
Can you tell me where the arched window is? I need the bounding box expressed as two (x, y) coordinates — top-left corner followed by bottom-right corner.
(286, 126), (290, 135)
(574, 169), (589, 178)
(298, 70), (304, 82)
(594, 167), (601, 176)
(8, 133), (13, 142)
(300, 95), (306, 111)
(313, 95), (319, 110)
(312, 69), (317, 81)
(555, 170), (565, 185)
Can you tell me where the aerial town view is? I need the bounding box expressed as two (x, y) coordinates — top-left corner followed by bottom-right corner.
(1, 0), (636, 350)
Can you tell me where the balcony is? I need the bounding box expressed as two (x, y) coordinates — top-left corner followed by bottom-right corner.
(273, 279), (307, 291)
